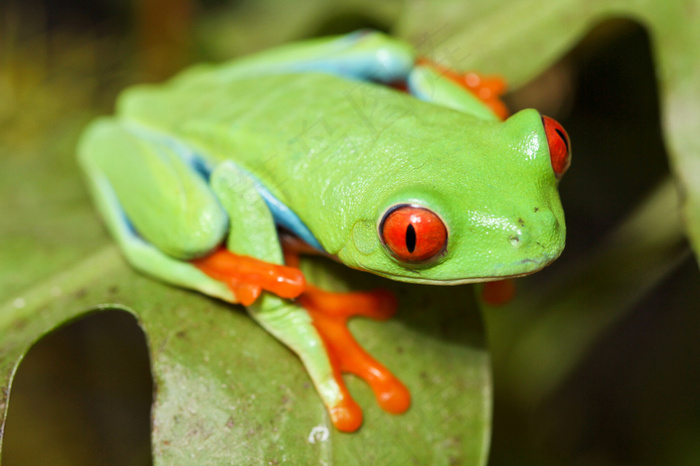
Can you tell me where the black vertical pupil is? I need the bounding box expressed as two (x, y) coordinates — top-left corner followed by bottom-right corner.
(406, 224), (417, 253)
(555, 128), (569, 152)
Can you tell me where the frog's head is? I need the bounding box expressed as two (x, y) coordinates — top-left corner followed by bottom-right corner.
(336, 108), (571, 284)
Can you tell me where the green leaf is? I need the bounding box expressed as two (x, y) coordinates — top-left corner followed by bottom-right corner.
(1, 244), (489, 463)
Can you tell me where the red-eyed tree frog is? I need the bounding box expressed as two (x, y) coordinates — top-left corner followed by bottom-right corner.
(78, 30), (571, 432)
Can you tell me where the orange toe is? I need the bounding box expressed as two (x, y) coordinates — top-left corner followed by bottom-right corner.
(229, 283), (262, 306)
(192, 247), (306, 304)
(372, 374), (411, 414)
(481, 279), (516, 306)
(301, 285), (411, 423)
(329, 398), (363, 433)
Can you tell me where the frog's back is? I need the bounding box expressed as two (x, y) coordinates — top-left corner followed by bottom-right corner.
(115, 69), (468, 170)
(118, 69), (385, 141)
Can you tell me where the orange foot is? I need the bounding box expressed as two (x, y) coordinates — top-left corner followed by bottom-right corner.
(299, 285), (411, 432)
(417, 57), (510, 120)
(192, 247), (306, 305)
(481, 279), (516, 306)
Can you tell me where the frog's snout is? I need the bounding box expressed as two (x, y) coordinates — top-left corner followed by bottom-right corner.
(506, 209), (561, 253)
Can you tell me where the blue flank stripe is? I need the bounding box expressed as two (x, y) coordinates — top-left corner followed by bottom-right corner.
(152, 130), (325, 252)
(251, 179), (326, 252)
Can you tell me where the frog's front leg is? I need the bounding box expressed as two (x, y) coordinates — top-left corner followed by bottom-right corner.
(203, 163), (352, 427)
(407, 61), (509, 120)
(208, 163), (407, 431)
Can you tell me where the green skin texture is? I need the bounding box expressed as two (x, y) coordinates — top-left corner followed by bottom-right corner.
(78, 31), (566, 421)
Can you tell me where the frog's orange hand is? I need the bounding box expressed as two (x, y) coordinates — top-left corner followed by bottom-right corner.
(416, 58), (510, 120)
(192, 247), (306, 305)
(299, 285), (411, 431)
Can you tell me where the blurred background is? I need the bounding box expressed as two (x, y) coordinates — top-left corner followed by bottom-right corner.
(1, 0), (698, 464)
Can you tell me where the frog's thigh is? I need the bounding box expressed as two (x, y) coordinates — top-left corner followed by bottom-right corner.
(78, 118), (233, 301)
(79, 118), (228, 259)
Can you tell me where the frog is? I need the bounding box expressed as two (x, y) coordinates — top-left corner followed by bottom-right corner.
(77, 30), (571, 432)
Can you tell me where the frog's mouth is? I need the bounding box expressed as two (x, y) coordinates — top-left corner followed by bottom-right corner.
(362, 254), (559, 285)
(364, 269), (540, 286)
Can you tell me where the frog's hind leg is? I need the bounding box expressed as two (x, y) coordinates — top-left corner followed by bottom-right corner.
(78, 117), (236, 301)
(204, 30), (416, 85)
(223, 28), (509, 120)
(79, 119), (305, 305)
(209, 29), (507, 120)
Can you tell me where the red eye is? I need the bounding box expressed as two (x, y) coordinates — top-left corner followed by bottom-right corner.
(542, 115), (571, 179)
(380, 205), (447, 262)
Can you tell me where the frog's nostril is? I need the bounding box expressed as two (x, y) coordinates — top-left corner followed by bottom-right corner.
(507, 222), (535, 249)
